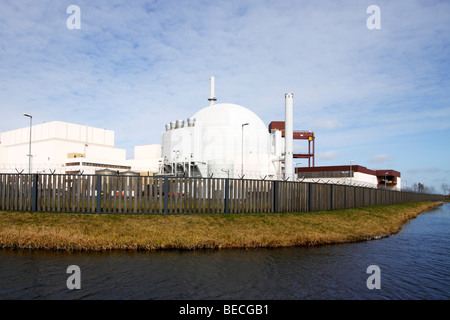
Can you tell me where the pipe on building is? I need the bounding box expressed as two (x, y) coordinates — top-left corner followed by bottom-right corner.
(176, 120), (184, 129)
(187, 117), (196, 127)
(208, 76), (217, 106)
(285, 93), (294, 180)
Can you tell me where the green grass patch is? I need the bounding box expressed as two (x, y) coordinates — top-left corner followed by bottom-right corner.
(0, 201), (442, 251)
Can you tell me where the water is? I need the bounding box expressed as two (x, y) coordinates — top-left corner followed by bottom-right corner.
(0, 203), (449, 300)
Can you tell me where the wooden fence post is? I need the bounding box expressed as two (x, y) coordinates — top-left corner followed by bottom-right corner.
(32, 174), (38, 212)
(96, 175), (102, 214)
(330, 184), (334, 211)
(344, 185), (347, 209)
(273, 180), (278, 213)
(163, 177), (169, 214)
(308, 183), (312, 212)
(224, 178), (230, 214)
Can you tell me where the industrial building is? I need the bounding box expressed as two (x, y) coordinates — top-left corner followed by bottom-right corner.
(0, 77), (298, 180)
(159, 77), (303, 180)
(295, 165), (401, 190)
(0, 75), (300, 180)
(0, 77), (402, 189)
(160, 76), (402, 189)
(268, 121), (315, 167)
(0, 121), (160, 174)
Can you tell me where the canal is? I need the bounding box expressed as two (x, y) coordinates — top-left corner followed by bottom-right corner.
(0, 202), (449, 300)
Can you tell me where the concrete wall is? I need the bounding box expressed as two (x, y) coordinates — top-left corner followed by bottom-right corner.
(126, 144), (161, 173)
(0, 121), (157, 174)
(0, 121), (115, 147)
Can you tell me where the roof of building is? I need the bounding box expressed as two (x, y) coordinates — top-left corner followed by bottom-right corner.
(295, 165), (401, 177)
(192, 103), (268, 133)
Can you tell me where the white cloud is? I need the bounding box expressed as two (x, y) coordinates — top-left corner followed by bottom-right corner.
(407, 167), (441, 175)
(310, 119), (342, 130)
(369, 154), (390, 163)
(318, 150), (340, 161)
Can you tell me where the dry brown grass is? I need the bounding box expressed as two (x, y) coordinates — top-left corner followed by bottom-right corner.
(0, 201), (442, 251)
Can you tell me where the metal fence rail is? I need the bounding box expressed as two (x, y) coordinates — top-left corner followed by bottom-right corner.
(0, 173), (444, 214)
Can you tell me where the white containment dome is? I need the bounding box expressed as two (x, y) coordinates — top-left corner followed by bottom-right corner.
(192, 103), (275, 178)
(161, 102), (280, 179)
(160, 77), (289, 179)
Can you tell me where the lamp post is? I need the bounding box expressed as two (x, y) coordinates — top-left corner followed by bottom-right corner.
(241, 123), (249, 176)
(23, 113), (32, 174)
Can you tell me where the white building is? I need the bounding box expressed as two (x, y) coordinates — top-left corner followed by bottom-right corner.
(0, 121), (160, 175)
(127, 144), (161, 173)
(160, 77), (290, 179)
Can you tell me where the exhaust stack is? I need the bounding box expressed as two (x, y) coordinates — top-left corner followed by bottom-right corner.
(208, 76), (217, 106)
(285, 93), (294, 180)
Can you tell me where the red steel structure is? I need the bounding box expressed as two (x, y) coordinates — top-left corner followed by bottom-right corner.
(268, 121), (315, 167)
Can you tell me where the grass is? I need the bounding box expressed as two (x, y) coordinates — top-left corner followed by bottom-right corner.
(0, 201), (442, 252)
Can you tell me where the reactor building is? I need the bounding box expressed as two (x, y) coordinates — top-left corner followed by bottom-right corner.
(159, 77), (298, 180)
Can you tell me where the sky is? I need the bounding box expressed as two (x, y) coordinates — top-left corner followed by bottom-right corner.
(0, 0), (449, 192)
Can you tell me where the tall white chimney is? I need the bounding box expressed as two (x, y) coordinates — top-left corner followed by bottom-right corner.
(285, 93), (294, 180)
(208, 76), (217, 106)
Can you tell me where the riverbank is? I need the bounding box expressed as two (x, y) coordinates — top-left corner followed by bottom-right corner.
(0, 201), (442, 252)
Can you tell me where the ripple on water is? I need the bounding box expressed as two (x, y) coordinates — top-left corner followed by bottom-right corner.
(0, 204), (449, 299)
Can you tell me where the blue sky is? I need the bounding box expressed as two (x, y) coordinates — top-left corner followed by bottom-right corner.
(0, 0), (449, 192)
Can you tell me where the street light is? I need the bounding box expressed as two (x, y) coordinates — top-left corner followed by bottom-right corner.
(241, 123), (249, 176)
(23, 113), (32, 174)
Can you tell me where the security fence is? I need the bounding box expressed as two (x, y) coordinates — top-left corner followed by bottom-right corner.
(0, 173), (444, 214)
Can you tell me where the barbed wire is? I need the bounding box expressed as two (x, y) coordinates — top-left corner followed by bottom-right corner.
(0, 164), (401, 191)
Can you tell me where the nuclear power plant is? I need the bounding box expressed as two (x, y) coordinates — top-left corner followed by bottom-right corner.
(0, 77), (401, 189)
(160, 77), (299, 180)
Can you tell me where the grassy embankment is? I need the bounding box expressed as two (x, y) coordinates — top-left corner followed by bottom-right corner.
(0, 201), (442, 252)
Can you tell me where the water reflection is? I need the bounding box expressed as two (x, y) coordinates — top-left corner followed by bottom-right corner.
(0, 203), (449, 300)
